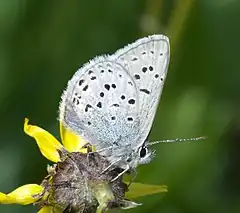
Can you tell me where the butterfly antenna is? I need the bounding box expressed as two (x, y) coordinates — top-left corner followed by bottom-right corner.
(148, 136), (207, 146)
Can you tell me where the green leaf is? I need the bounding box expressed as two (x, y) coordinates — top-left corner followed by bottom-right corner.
(125, 182), (168, 199)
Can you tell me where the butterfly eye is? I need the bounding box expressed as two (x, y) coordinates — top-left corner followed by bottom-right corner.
(139, 146), (148, 158)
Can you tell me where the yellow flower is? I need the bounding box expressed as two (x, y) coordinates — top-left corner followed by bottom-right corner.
(0, 118), (167, 213)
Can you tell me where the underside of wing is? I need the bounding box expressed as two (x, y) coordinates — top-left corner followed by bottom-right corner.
(60, 35), (170, 152)
(59, 57), (141, 150)
(112, 35), (170, 146)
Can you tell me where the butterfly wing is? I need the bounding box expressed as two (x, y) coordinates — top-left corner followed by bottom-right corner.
(59, 57), (141, 151)
(111, 34), (170, 147)
(60, 34), (170, 153)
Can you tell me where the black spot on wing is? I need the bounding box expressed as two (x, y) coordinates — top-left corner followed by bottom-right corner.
(96, 102), (102, 108)
(140, 89), (150, 94)
(83, 85), (88, 91)
(104, 84), (110, 90)
(85, 104), (92, 112)
(79, 79), (84, 86)
(128, 99), (135, 104)
(134, 74), (140, 80)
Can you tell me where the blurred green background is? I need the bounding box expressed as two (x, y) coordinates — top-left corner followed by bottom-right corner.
(0, 0), (240, 212)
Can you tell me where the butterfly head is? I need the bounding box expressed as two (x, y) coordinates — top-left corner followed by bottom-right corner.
(112, 142), (153, 170)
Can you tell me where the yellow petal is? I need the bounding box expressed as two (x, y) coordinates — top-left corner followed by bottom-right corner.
(0, 192), (7, 203)
(24, 118), (63, 162)
(59, 121), (88, 153)
(38, 206), (54, 213)
(126, 182), (168, 199)
(1, 184), (43, 205)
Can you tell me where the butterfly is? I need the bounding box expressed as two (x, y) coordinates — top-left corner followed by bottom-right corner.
(59, 35), (170, 179)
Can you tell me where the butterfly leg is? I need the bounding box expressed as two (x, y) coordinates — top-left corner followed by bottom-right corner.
(127, 168), (138, 188)
(111, 165), (130, 182)
(100, 159), (120, 175)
